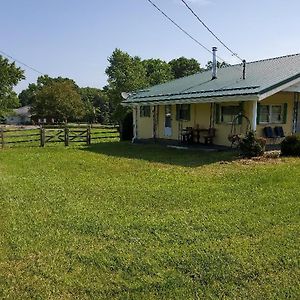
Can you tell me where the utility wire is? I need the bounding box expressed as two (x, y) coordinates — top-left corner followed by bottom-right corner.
(146, 0), (232, 65)
(180, 0), (243, 62)
(0, 49), (45, 75)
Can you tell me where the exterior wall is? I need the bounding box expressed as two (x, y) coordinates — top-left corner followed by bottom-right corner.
(134, 91), (295, 146)
(137, 106), (153, 139)
(256, 92), (294, 137)
(6, 116), (31, 125)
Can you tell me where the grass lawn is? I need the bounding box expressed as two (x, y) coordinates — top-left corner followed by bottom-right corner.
(0, 142), (299, 299)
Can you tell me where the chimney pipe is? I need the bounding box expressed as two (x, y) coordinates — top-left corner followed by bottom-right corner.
(212, 47), (217, 80)
(242, 59), (246, 80)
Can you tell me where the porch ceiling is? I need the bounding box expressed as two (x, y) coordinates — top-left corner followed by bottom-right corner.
(122, 94), (258, 107)
(283, 81), (300, 92)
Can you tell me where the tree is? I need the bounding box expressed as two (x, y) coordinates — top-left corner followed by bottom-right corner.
(18, 83), (38, 106)
(169, 57), (202, 79)
(19, 75), (79, 107)
(0, 55), (25, 115)
(80, 87), (111, 124)
(205, 60), (230, 70)
(31, 81), (85, 122)
(143, 59), (174, 86)
(105, 49), (148, 122)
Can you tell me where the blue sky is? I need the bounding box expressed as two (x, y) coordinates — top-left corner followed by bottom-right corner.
(1, 0), (299, 93)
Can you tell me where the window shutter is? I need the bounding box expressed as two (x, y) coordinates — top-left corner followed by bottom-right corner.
(215, 104), (220, 124)
(186, 104), (191, 121)
(176, 104), (180, 121)
(283, 103), (288, 124)
(256, 103), (261, 125)
(140, 106), (143, 118)
(238, 102), (244, 125)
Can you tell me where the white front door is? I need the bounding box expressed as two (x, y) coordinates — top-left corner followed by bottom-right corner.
(164, 105), (172, 137)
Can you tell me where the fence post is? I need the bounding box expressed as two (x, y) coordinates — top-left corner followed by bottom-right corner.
(40, 126), (45, 147)
(0, 128), (4, 149)
(64, 126), (69, 146)
(86, 125), (91, 145)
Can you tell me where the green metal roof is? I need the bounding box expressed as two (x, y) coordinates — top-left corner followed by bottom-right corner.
(122, 53), (300, 105)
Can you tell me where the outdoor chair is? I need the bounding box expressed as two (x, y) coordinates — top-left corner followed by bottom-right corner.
(181, 127), (193, 144)
(263, 126), (275, 139)
(203, 128), (216, 145)
(274, 126), (285, 138)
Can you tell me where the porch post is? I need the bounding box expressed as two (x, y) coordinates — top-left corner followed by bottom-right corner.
(152, 105), (158, 141)
(251, 100), (258, 132)
(132, 105), (138, 143)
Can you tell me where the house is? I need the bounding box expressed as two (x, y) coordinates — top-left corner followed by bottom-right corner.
(5, 105), (32, 125)
(122, 53), (300, 147)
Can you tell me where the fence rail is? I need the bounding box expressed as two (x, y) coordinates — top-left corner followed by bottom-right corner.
(0, 125), (119, 148)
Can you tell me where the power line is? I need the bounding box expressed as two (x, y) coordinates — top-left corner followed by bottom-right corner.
(180, 0), (243, 62)
(0, 49), (45, 75)
(145, 0), (231, 65)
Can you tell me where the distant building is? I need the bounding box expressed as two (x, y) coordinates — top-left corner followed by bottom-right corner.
(6, 106), (32, 125)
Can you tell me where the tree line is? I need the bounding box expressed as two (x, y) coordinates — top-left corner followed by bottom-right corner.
(0, 48), (229, 124)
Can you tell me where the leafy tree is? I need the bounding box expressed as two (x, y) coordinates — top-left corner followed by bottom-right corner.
(31, 81), (84, 122)
(143, 59), (174, 86)
(168, 57), (202, 79)
(19, 75), (79, 107)
(205, 60), (230, 70)
(80, 87), (111, 124)
(105, 49), (148, 121)
(18, 83), (38, 106)
(0, 55), (25, 115)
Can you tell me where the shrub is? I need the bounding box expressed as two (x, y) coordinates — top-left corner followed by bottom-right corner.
(281, 135), (300, 156)
(238, 131), (266, 158)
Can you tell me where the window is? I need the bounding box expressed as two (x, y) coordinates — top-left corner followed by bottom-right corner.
(258, 104), (284, 124)
(271, 105), (283, 123)
(220, 105), (240, 123)
(176, 104), (190, 121)
(140, 106), (151, 118)
(259, 105), (270, 123)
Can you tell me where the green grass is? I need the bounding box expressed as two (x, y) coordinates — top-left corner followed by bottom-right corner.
(0, 142), (299, 299)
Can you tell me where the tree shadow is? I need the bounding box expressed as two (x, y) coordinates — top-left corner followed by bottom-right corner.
(82, 142), (237, 167)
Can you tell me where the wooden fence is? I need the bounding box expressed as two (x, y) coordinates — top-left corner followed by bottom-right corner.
(0, 125), (119, 148)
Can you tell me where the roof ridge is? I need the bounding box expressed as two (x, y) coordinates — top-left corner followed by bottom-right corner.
(237, 53), (300, 66)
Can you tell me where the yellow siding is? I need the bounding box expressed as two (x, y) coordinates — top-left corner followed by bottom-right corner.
(137, 106), (153, 139)
(256, 92), (294, 137)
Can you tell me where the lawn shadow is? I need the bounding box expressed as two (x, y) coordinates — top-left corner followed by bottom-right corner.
(82, 142), (238, 167)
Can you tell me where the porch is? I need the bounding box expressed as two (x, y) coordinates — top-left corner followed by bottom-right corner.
(134, 91), (299, 147)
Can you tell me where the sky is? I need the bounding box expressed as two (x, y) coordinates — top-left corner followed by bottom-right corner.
(1, 0), (299, 93)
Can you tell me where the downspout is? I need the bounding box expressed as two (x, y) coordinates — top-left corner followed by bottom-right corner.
(132, 106), (138, 143)
(293, 92), (299, 134)
(152, 105), (157, 143)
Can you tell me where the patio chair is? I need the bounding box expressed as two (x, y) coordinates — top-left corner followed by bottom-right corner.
(203, 128), (216, 145)
(263, 126), (275, 139)
(274, 126), (285, 138)
(181, 127), (193, 144)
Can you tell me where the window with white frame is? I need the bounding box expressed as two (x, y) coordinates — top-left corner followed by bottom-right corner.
(140, 106), (151, 118)
(258, 104), (284, 124)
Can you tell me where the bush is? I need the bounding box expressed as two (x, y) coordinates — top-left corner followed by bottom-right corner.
(281, 135), (300, 156)
(238, 131), (266, 158)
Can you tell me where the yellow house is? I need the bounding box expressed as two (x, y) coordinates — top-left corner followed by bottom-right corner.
(122, 54), (300, 147)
